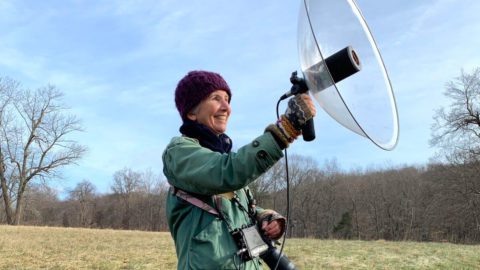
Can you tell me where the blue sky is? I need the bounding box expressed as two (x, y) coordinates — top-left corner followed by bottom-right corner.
(1, 0), (479, 194)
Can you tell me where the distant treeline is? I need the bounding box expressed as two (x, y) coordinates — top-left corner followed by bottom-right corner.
(1, 156), (479, 244)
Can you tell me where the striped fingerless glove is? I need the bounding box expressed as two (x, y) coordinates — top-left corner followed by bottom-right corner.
(265, 94), (314, 148)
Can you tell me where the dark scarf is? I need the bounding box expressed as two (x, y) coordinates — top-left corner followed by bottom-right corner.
(180, 120), (232, 154)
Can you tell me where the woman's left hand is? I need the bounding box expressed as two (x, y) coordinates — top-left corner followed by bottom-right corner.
(261, 220), (284, 240)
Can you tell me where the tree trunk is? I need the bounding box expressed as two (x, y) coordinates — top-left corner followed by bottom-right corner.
(0, 152), (14, 224)
(13, 181), (28, 225)
(14, 189), (25, 225)
(0, 179), (13, 224)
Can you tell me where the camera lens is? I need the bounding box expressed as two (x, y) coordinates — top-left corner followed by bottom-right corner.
(260, 247), (298, 270)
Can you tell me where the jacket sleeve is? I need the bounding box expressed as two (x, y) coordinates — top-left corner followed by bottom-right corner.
(163, 132), (283, 195)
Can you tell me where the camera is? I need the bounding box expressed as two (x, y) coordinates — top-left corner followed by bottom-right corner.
(231, 224), (298, 270)
(231, 225), (269, 261)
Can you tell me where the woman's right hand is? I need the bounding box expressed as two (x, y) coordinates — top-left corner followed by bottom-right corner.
(265, 93), (316, 148)
(284, 93), (316, 131)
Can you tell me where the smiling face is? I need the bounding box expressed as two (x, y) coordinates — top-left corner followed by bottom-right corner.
(187, 90), (231, 135)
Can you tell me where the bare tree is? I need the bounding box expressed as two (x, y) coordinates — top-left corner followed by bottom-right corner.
(430, 68), (480, 241)
(250, 159), (285, 210)
(111, 168), (142, 229)
(22, 183), (60, 225)
(136, 169), (169, 231)
(431, 68), (480, 162)
(0, 77), (86, 225)
(69, 180), (97, 227)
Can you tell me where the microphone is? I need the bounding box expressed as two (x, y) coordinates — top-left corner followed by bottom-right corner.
(281, 47), (362, 141)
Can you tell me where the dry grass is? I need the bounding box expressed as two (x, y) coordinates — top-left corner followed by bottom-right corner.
(284, 238), (480, 270)
(0, 225), (176, 269)
(1, 225), (479, 269)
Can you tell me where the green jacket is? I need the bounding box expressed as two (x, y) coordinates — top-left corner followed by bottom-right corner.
(163, 132), (283, 270)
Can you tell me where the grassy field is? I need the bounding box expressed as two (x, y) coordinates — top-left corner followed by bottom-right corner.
(1, 225), (479, 270)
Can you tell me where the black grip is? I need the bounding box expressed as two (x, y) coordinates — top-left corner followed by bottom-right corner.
(302, 118), (315, 141)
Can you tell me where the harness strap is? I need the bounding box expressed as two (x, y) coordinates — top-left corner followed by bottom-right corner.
(170, 186), (220, 217)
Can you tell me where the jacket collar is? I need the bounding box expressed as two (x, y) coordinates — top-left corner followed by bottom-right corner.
(179, 119), (232, 154)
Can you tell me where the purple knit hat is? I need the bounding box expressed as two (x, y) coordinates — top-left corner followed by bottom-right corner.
(175, 70), (231, 120)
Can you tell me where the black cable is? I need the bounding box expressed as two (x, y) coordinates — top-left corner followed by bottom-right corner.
(233, 254), (241, 270)
(273, 98), (290, 270)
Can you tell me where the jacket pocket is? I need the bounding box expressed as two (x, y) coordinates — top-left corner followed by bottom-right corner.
(189, 218), (238, 269)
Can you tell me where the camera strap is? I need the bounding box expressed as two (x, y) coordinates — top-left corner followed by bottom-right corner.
(169, 186), (220, 217)
(169, 186), (236, 229)
(169, 186), (256, 229)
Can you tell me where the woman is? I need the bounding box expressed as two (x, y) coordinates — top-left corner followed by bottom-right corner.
(163, 70), (315, 269)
